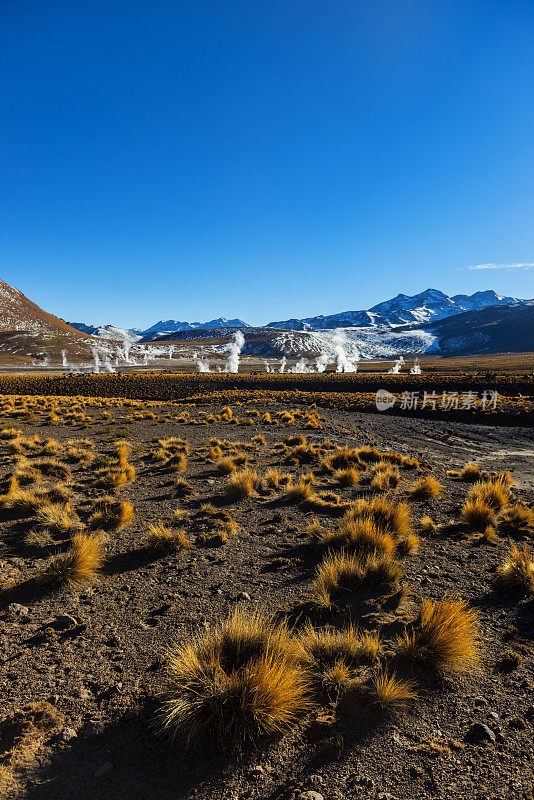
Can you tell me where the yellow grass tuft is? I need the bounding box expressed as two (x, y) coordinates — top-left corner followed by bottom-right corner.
(215, 456), (237, 474)
(315, 514), (396, 557)
(397, 597), (480, 670)
(458, 463), (481, 482)
(499, 503), (534, 531)
(88, 496), (134, 529)
(372, 669), (418, 711)
(312, 551), (404, 610)
(298, 623), (380, 695)
(461, 497), (495, 529)
(224, 469), (259, 500)
(408, 476), (442, 501)
(42, 533), (103, 588)
(147, 521), (192, 551)
(334, 467), (361, 487)
(347, 496), (412, 539)
(285, 477), (314, 503)
(496, 544), (534, 595)
(420, 515), (436, 534)
(35, 504), (81, 537)
(468, 477), (510, 511)
(160, 608), (310, 750)
(0, 478), (48, 515)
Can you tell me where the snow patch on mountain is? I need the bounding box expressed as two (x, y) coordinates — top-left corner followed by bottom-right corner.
(142, 317), (250, 336)
(68, 323), (141, 342)
(267, 289), (521, 330)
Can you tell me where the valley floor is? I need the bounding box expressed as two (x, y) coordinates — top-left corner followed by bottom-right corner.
(0, 397), (533, 800)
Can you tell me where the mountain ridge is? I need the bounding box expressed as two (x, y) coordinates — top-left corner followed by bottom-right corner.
(69, 289), (524, 337)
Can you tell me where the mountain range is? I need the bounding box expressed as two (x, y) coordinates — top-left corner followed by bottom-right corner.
(265, 289), (521, 330)
(68, 289), (524, 340)
(0, 277), (532, 363)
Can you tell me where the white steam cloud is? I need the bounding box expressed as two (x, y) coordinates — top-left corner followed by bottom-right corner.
(224, 330), (245, 373)
(333, 329), (358, 373)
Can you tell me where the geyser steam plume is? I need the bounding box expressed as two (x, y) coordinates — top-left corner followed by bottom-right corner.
(279, 357), (286, 373)
(293, 357), (309, 373)
(61, 350), (68, 368)
(388, 356), (404, 374)
(224, 330), (245, 374)
(333, 329), (358, 373)
(410, 358), (422, 375)
(193, 353), (210, 373)
(316, 352), (328, 373)
(91, 347), (101, 374)
(121, 340), (132, 363)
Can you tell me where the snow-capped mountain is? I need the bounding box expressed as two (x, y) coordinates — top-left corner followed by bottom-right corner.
(67, 322), (141, 342)
(141, 317), (250, 337)
(267, 289), (521, 330)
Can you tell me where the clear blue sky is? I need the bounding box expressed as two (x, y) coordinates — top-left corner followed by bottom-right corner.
(1, 0), (534, 328)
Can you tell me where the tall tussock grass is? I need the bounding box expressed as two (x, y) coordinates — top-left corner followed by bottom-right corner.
(42, 533), (103, 588)
(397, 597), (480, 670)
(372, 669), (418, 711)
(496, 544), (534, 595)
(224, 469), (259, 500)
(160, 608), (311, 750)
(297, 623), (379, 695)
(312, 551), (404, 610)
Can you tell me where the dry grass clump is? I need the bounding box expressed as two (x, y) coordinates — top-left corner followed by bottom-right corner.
(215, 456), (237, 474)
(370, 464), (400, 491)
(41, 437), (63, 456)
(174, 477), (197, 497)
(0, 478), (47, 515)
(397, 597), (480, 670)
(160, 608), (310, 750)
(496, 544), (534, 595)
(314, 514), (396, 557)
(285, 442), (324, 466)
(263, 468), (292, 489)
(334, 467), (361, 487)
(13, 465), (41, 485)
(372, 669), (418, 711)
(324, 445), (364, 471)
(285, 477), (314, 503)
(312, 551), (404, 610)
(356, 445), (383, 463)
(461, 497), (495, 529)
(35, 504), (81, 537)
(32, 458), (70, 479)
(41, 533), (103, 588)
(224, 469), (260, 500)
(0, 427), (22, 440)
(297, 623), (380, 695)
(499, 503), (534, 532)
(41, 483), (71, 505)
(87, 496), (134, 529)
(408, 476), (442, 501)
(420, 515), (436, 534)
(468, 477), (511, 512)
(164, 452), (188, 472)
(458, 463), (481, 482)
(147, 521), (192, 551)
(348, 496), (412, 539)
(95, 464), (136, 488)
(400, 455), (420, 470)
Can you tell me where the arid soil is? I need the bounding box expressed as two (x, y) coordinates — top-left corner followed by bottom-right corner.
(0, 398), (533, 800)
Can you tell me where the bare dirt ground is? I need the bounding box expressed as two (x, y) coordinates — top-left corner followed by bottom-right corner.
(0, 397), (533, 800)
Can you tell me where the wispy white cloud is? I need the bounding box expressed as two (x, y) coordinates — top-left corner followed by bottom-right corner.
(466, 262), (534, 271)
